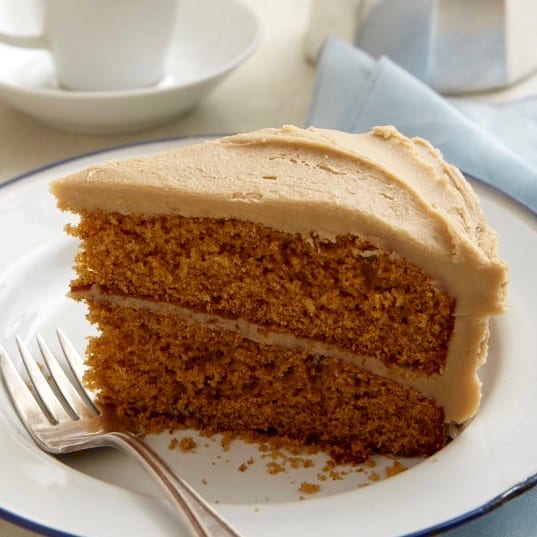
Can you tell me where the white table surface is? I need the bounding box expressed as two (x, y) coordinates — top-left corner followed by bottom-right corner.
(0, 1), (536, 536)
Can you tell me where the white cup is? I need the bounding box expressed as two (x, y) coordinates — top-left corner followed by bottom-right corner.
(0, 0), (179, 91)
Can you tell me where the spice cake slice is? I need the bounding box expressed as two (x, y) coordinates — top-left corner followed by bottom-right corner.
(50, 125), (508, 462)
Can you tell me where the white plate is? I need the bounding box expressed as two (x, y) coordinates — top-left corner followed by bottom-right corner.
(0, 0), (260, 134)
(0, 138), (536, 537)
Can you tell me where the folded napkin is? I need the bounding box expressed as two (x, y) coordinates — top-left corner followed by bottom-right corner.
(307, 36), (537, 214)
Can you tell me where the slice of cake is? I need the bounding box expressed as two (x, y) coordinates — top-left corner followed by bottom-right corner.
(50, 125), (508, 463)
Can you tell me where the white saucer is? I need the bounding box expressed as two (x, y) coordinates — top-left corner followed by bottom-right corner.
(0, 0), (260, 134)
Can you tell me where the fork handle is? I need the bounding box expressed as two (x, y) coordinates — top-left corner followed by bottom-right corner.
(96, 431), (242, 537)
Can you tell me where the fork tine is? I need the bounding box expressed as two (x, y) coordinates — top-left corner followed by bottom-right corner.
(56, 329), (100, 415)
(36, 334), (90, 420)
(15, 336), (71, 424)
(0, 344), (51, 435)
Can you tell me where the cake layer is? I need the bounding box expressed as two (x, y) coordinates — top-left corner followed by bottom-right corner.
(52, 125), (507, 319)
(70, 211), (455, 374)
(84, 300), (447, 462)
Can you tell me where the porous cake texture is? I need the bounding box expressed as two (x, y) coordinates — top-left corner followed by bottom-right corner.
(51, 125), (508, 462)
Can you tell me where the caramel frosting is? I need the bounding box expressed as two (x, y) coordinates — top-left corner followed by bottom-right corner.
(51, 125), (508, 423)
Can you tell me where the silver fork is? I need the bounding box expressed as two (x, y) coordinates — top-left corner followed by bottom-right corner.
(0, 329), (242, 537)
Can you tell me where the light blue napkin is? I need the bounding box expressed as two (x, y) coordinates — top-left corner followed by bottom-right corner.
(307, 36), (537, 215)
(307, 36), (537, 537)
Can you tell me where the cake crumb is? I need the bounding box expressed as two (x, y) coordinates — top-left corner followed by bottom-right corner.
(289, 456), (314, 469)
(179, 436), (197, 452)
(201, 478), (208, 485)
(266, 461), (285, 475)
(299, 481), (320, 495)
(221, 433), (234, 452)
(328, 469), (344, 481)
(385, 459), (407, 478)
(368, 471), (380, 482)
(168, 435), (198, 452)
(238, 455), (255, 471)
(322, 460), (336, 472)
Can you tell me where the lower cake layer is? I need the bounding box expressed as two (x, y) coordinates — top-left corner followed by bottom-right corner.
(84, 300), (447, 463)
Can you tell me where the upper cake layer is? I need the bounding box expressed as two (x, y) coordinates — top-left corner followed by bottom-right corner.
(51, 125), (509, 422)
(51, 125), (507, 317)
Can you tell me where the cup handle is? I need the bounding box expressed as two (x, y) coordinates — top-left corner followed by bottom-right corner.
(0, 29), (46, 49)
